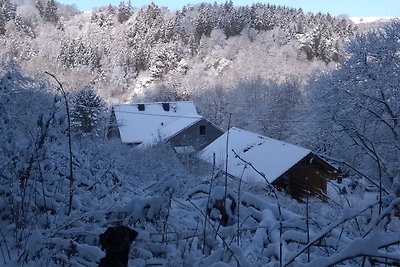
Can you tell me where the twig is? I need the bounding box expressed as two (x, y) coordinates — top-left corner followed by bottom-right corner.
(284, 201), (379, 266)
(187, 199), (241, 266)
(0, 227), (11, 264)
(363, 197), (400, 238)
(204, 153), (216, 254)
(232, 149), (284, 266)
(237, 165), (246, 246)
(44, 71), (74, 216)
(324, 155), (389, 195)
(223, 114), (232, 216)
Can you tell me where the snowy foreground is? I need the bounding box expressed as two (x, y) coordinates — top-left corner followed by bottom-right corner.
(1, 68), (399, 266)
(1, 141), (399, 267)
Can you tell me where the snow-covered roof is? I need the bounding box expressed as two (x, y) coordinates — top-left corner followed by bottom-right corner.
(198, 127), (311, 184)
(113, 101), (202, 145)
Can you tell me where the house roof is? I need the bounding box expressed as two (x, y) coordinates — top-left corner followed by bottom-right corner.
(112, 101), (202, 145)
(198, 127), (312, 184)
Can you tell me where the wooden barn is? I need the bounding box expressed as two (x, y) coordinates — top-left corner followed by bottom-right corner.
(198, 127), (338, 199)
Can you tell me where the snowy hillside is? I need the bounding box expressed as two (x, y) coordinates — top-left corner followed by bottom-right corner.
(0, 0), (357, 103)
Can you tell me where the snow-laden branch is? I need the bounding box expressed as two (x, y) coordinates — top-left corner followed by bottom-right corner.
(300, 229), (400, 266)
(284, 201), (379, 266)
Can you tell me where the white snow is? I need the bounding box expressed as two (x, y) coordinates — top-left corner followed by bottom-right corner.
(350, 16), (398, 24)
(198, 127), (311, 184)
(113, 101), (202, 145)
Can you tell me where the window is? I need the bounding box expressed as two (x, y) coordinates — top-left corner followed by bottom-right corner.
(138, 104), (145, 111)
(199, 125), (206, 135)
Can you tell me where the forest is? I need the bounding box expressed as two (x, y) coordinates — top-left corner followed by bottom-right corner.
(0, 0), (400, 266)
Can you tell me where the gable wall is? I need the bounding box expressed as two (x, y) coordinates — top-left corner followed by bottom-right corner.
(288, 167), (328, 198)
(106, 109), (121, 140)
(168, 119), (224, 151)
(274, 155), (337, 199)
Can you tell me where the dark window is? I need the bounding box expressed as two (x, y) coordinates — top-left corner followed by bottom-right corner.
(138, 104), (145, 111)
(200, 125), (206, 135)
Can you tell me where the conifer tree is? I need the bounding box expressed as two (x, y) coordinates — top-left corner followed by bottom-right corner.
(36, 0), (59, 23)
(0, 0), (16, 34)
(117, 1), (132, 24)
(70, 88), (104, 135)
(44, 0), (59, 22)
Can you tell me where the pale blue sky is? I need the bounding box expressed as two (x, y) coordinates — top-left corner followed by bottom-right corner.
(57, 0), (400, 17)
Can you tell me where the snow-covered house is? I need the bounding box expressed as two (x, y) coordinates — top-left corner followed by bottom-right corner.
(198, 127), (338, 199)
(107, 101), (224, 151)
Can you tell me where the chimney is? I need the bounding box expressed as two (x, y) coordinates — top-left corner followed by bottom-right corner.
(162, 102), (170, 111)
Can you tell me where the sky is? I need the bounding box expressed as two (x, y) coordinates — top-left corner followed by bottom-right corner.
(57, 0), (400, 17)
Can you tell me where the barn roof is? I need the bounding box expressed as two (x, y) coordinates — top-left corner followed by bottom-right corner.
(112, 101), (202, 145)
(198, 127), (312, 184)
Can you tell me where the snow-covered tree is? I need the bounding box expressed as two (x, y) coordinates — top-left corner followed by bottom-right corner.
(14, 14), (36, 38)
(36, 0), (59, 23)
(304, 21), (400, 185)
(70, 87), (105, 135)
(58, 38), (102, 70)
(0, 0), (16, 34)
(117, 1), (132, 24)
(90, 5), (116, 28)
(194, 3), (215, 42)
(217, 0), (247, 37)
(44, 0), (59, 22)
(0, 0), (16, 21)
